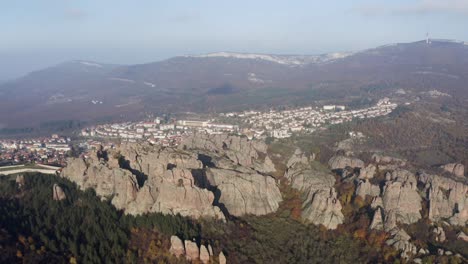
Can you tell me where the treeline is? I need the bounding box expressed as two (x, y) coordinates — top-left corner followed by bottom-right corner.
(0, 174), (199, 263)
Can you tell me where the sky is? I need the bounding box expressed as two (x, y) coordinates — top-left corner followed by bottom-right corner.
(1, 0), (468, 80)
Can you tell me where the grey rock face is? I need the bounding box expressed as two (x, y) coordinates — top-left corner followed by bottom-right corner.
(356, 179), (380, 198)
(180, 133), (268, 169)
(359, 164), (376, 179)
(61, 154), (139, 210)
(440, 163), (465, 178)
(382, 179), (422, 225)
(385, 228), (417, 260)
(286, 153), (344, 229)
(419, 173), (468, 226)
(206, 167), (282, 216)
(52, 184), (66, 201)
(328, 155), (364, 170)
(62, 146), (224, 220)
(370, 207), (384, 230)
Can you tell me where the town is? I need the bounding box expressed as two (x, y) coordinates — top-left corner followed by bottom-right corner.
(0, 98), (397, 168)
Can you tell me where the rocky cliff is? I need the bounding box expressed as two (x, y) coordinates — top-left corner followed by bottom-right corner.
(286, 149), (344, 229)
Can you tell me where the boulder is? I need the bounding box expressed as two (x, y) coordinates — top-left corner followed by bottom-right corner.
(457, 231), (468, 242)
(328, 156), (364, 170)
(169, 236), (185, 257)
(52, 184), (66, 201)
(199, 245), (210, 264)
(441, 163), (465, 178)
(206, 167), (282, 216)
(184, 240), (199, 261)
(219, 251), (227, 264)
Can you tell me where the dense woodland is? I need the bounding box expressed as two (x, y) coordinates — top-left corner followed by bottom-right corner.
(0, 173), (401, 264)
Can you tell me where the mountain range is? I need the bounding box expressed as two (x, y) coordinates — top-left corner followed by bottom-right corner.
(1, 39), (468, 133)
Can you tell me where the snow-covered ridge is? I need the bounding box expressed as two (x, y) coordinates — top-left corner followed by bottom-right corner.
(78, 61), (103, 68)
(185, 51), (353, 66)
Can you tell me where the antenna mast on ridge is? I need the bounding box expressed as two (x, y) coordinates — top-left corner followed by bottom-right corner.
(426, 32), (431, 44)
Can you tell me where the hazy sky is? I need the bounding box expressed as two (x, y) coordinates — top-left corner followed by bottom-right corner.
(2, 0), (468, 80)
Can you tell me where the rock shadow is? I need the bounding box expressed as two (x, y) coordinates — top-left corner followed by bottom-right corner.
(118, 156), (148, 188)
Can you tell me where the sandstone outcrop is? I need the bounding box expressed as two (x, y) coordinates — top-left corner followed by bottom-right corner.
(62, 146), (224, 220)
(219, 251), (227, 264)
(206, 166), (282, 216)
(359, 164), (376, 179)
(433, 226), (446, 242)
(184, 240), (199, 261)
(328, 155), (364, 170)
(370, 207), (384, 230)
(286, 151), (344, 229)
(15, 175), (25, 188)
(199, 245), (210, 264)
(386, 228), (417, 260)
(169, 236), (217, 264)
(52, 184), (66, 201)
(418, 173), (468, 226)
(180, 133), (268, 169)
(61, 154), (139, 210)
(440, 163), (465, 178)
(356, 179), (380, 198)
(169, 236), (185, 257)
(457, 231), (468, 242)
(382, 174), (422, 225)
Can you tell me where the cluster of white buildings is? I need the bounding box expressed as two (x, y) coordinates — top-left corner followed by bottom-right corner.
(80, 118), (238, 145)
(222, 98), (398, 139)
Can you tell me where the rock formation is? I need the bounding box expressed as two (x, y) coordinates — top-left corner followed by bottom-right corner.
(180, 133), (268, 169)
(359, 164), (376, 179)
(286, 151), (344, 229)
(15, 175), (25, 188)
(356, 179), (380, 198)
(206, 166), (282, 216)
(62, 146), (224, 220)
(219, 251), (227, 264)
(418, 172), (468, 226)
(184, 240), (199, 261)
(433, 226), (446, 242)
(382, 178), (422, 225)
(52, 184), (66, 201)
(370, 207), (384, 230)
(328, 155), (364, 170)
(199, 245), (210, 264)
(386, 229), (417, 260)
(169, 236), (185, 257)
(457, 231), (468, 242)
(440, 163), (465, 178)
(169, 236), (217, 264)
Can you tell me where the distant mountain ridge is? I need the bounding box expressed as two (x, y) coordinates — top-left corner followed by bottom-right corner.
(1, 39), (467, 134)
